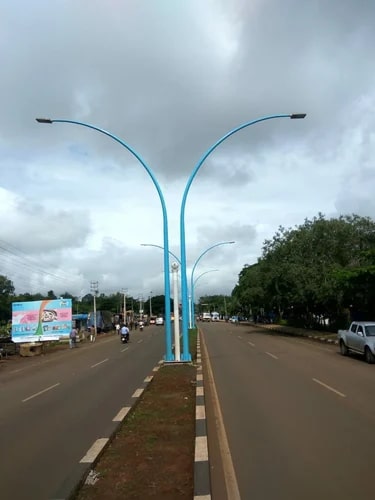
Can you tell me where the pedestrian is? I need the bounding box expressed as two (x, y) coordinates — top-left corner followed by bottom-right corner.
(69, 327), (78, 348)
(89, 325), (96, 342)
(115, 323), (120, 334)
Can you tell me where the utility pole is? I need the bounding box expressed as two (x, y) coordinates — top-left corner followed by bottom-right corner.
(149, 291), (153, 317)
(122, 288), (128, 325)
(90, 281), (99, 341)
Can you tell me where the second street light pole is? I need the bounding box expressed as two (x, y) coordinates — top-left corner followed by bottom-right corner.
(179, 113), (307, 360)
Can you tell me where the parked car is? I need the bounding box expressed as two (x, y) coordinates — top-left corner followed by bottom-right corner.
(229, 316), (239, 323)
(338, 321), (375, 363)
(156, 317), (164, 326)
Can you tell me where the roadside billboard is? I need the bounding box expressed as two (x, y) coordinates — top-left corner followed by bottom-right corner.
(11, 299), (72, 343)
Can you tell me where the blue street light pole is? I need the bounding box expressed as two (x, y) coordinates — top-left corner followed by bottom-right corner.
(189, 241), (235, 328)
(179, 113), (306, 361)
(191, 269), (219, 326)
(36, 118), (174, 361)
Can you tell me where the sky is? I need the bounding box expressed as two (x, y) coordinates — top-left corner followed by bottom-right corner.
(0, 0), (375, 301)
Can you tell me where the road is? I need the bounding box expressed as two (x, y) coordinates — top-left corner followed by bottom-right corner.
(0, 327), (165, 500)
(200, 321), (375, 500)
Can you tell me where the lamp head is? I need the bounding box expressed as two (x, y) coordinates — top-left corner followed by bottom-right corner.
(36, 118), (53, 124)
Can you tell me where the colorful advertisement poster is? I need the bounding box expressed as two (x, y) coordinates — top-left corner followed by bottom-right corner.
(11, 299), (72, 343)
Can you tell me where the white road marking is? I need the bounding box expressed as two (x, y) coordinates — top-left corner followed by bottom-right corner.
(144, 375), (153, 383)
(248, 341), (255, 347)
(79, 438), (109, 463)
(22, 382), (60, 403)
(113, 406), (131, 422)
(137, 339), (143, 344)
(312, 378), (346, 398)
(121, 347), (129, 352)
(196, 373), (203, 381)
(237, 336), (242, 339)
(90, 358), (109, 368)
(152, 366), (160, 372)
(265, 351), (278, 360)
(132, 388), (144, 398)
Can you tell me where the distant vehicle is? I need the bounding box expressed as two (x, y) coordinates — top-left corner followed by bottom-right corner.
(211, 312), (220, 321)
(156, 317), (164, 326)
(229, 316), (239, 323)
(201, 312), (211, 322)
(149, 316), (157, 325)
(338, 321), (375, 363)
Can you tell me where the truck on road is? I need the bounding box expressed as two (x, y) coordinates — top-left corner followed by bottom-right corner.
(338, 321), (375, 364)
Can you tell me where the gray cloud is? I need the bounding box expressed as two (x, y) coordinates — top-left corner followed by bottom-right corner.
(1, 0), (375, 297)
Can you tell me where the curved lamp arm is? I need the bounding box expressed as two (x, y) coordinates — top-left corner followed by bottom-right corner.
(141, 243), (181, 265)
(36, 118), (174, 361)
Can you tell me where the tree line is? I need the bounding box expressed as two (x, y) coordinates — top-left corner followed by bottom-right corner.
(231, 214), (375, 331)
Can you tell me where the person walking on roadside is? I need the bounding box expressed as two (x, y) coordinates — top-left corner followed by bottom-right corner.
(69, 327), (78, 348)
(89, 325), (96, 342)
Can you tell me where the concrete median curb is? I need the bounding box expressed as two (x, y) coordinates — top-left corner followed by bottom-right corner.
(194, 329), (211, 500)
(52, 360), (163, 500)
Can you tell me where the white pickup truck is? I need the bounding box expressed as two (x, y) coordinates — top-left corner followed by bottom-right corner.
(338, 321), (375, 364)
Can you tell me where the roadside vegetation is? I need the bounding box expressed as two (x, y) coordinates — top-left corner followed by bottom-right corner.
(231, 214), (375, 331)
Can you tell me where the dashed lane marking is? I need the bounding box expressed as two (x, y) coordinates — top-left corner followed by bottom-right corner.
(265, 351), (278, 360)
(90, 358), (109, 368)
(313, 378), (346, 398)
(22, 382), (60, 403)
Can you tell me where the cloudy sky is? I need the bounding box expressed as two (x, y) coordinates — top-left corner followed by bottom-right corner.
(0, 0), (374, 301)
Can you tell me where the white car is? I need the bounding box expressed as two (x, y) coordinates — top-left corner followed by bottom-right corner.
(156, 317), (164, 325)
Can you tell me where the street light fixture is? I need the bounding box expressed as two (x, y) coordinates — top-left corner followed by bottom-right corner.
(36, 118), (174, 361)
(190, 269), (219, 326)
(140, 243), (181, 265)
(179, 113), (306, 360)
(189, 241), (235, 328)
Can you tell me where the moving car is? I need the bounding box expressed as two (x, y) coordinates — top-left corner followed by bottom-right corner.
(156, 317), (164, 326)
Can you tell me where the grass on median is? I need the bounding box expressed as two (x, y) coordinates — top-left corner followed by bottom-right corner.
(75, 328), (198, 500)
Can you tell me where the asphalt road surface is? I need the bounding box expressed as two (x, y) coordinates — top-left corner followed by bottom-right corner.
(0, 327), (165, 500)
(200, 321), (375, 500)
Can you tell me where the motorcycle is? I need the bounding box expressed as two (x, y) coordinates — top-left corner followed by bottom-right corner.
(139, 321), (144, 331)
(120, 331), (130, 343)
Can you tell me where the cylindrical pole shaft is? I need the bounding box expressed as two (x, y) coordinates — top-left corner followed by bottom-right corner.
(172, 263), (180, 361)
